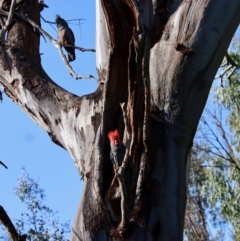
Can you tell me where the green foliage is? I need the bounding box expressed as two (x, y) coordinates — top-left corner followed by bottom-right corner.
(203, 161), (240, 231)
(213, 37), (240, 137)
(185, 35), (240, 240)
(0, 167), (70, 241)
(209, 36), (240, 238)
(184, 147), (210, 240)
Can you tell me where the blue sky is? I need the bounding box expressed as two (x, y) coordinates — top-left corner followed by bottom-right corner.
(0, 0), (97, 231)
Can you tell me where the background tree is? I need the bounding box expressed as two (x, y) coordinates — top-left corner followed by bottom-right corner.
(0, 0), (239, 240)
(185, 107), (240, 240)
(184, 36), (240, 240)
(0, 168), (70, 241)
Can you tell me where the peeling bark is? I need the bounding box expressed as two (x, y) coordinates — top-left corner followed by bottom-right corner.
(0, 0), (239, 241)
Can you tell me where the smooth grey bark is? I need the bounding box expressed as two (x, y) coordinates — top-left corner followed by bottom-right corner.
(0, 0), (239, 241)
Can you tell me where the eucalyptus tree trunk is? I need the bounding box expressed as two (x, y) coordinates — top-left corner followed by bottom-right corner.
(0, 0), (239, 240)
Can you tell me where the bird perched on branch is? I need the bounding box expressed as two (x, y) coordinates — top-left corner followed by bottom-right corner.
(108, 130), (126, 168)
(55, 15), (76, 62)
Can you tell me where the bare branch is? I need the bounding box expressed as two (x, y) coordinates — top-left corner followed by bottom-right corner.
(220, 59), (228, 68)
(199, 113), (240, 171)
(197, 145), (233, 164)
(225, 52), (238, 68)
(215, 51), (239, 85)
(61, 43), (96, 53)
(0, 160), (7, 169)
(0, 0), (16, 39)
(227, 66), (236, 83)
(199, 165), (232, 168)
(40, 15), (56, 30)
(67, 18), (86, 22)
(201, 117), (231, 157)
(215, 64), (234, 80)
(56, 43), (98, 81)
(0, 205), (27, 241)
(206, 109), (234, 154)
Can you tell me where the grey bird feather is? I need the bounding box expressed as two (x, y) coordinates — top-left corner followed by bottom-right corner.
(110, 143), (126, 167)
(55, 15), (76, 62)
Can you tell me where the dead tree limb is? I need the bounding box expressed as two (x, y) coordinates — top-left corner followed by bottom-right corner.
(0, 206), (27, 241)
